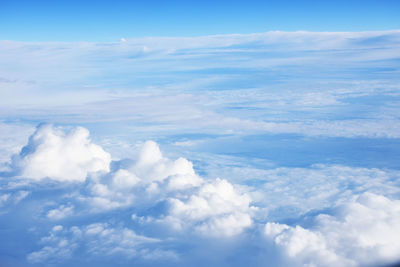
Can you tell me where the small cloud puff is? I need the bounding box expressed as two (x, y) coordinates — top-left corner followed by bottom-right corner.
(12, 124), (111, 182)
(264, 193), (400, 267)
(47, 205), (74, 220)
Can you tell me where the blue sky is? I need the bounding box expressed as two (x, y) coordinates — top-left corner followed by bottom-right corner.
(1, 1), (400, 267)
(1, 0), (400, 41)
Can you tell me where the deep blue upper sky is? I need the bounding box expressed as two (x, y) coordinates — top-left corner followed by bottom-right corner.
(1, 0), (399, 41)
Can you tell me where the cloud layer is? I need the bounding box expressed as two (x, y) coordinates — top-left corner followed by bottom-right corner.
(1, 30), (400, 267)
(265, 193), (400, 266)
(0, 124), (399, 267)
(1, 31), (400, 140)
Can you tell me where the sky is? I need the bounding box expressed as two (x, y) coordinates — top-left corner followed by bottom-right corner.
(1, 0), (400, 41)
(1, 1), (400, 267)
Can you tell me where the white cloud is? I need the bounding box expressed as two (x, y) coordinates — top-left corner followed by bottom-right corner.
(47, 205), (74, 220)
(130, 141), (199, 184)
(0, 122), (34, 171)
(83, 223), (163, 258)
(165, 178), (254, 237)
(0, 190), (30, 210)
(1, 31), (400, 140)
(13, 190), (30, 203)
(110, 169), (140, 190)
(2, 123), (400, 266)
(12, 124), (111, 182)
(231, 164), (400, 221)
(80, 140), (203, 212)
(264, 193), (400, 267)
(27, 223), (174, 264)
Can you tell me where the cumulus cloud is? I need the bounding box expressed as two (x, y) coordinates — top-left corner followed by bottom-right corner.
(7, 126), (253, 241)
(130, 141), (203, 192)
(2, 124), (400, 267)
(12, 124), (111, 182)
(131, 140), (200, 185)
(67, 138), (254, 237)
(165, 178), (253, 237)
(79, 140), (203, 211)
(264, 193), (400, 267)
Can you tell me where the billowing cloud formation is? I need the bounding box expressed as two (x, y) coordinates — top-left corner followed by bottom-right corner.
(12, 124), (111, 181)
(166, 178), (253, 236)
(1, 124), (400, 267)
(264, 193), (400, 267)
(81, 140), (203, 211)
(131, 140), (201, 186)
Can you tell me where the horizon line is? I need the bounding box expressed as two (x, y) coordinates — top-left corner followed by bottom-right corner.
(2, 29), (400, 44)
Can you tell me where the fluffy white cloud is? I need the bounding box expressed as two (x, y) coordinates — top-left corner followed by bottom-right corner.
(3, 123), (400, 267)
(110, 169), (140, 190)
(81, 140), (203, 211)
(165, 178), (254, 237)
(61, 138), (254, 237)
(12, 124), (111, 182)
(264, 193), (400, 267)
(131, 141), (200, 185)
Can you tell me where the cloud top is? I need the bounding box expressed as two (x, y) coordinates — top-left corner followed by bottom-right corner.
(264, 193), (400, 266)
(12, 124), (111, 182)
